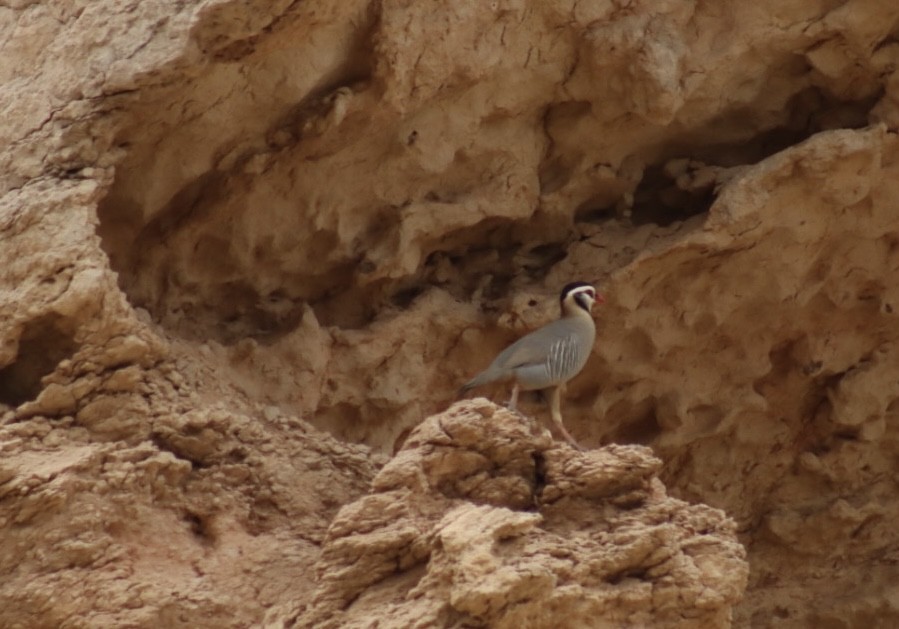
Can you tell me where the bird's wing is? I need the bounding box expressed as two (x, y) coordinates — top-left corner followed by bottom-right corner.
(492, 320), (571, 369)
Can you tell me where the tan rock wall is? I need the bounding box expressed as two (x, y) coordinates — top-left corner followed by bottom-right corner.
(2, 0), (899, 626)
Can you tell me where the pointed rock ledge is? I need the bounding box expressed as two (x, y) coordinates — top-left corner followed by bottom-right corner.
(274, 400), (748, 628)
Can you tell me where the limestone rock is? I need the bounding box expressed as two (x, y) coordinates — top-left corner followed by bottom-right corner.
(279, 401), (747, 628)
(0, 403), (380, 628)
(3, 0), (899, 626)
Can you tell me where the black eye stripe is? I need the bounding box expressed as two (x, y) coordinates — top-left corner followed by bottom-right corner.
(560, 284), (595, 310)
(574, 294), (591, 310)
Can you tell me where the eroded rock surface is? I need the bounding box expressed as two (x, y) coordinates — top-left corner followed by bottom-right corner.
(3, 0), (899, 626)
(0, 389), (380, 627)
(274, 401), (746, 628)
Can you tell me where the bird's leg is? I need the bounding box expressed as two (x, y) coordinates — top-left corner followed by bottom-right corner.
(507, 383), (520, 412)
(549, 386), (584, 451)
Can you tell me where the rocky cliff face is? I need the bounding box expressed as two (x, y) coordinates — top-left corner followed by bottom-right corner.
(2, 0), (898, 626)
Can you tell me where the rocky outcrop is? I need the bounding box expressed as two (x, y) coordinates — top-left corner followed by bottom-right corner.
(0, 396), (379, 627)
(273, 401), (747, 628)
(3, 0), (899, 626)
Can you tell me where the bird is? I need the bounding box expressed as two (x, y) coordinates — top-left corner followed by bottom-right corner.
(460, 281), (603, 449)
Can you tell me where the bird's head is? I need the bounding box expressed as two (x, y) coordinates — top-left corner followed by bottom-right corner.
(559, 281), (604, 316)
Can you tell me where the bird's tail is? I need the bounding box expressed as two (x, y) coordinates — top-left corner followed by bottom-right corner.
(457, 369), (499, 398)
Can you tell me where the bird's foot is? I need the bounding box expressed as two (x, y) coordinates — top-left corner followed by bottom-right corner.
(503, 404), (544, 435)
(504, 402), (529, 419)
(553, 419), (586, 451)
(564, 436), (586, 452)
